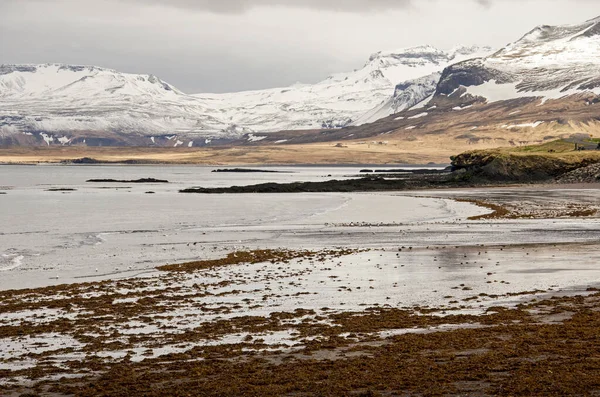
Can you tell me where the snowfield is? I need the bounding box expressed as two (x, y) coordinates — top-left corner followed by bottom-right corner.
(352, 46), (492, 125)
(0, 64), (227, 141)
(438, 16), (600, 104)
(0, 46), (490, 144)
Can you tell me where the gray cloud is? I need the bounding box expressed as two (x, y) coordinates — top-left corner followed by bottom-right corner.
(0, 0), (415, 14)
(108, 0), (415, 14)
(119, 0), (600, 14)
(60, 0), (597, 14)
(1, 0), (599, 93)
(2, 0), (595, 14)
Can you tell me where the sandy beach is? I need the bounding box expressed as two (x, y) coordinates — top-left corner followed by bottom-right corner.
(1, 165), (600, 396)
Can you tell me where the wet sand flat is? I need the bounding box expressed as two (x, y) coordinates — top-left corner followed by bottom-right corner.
(1, 165), (600, 395)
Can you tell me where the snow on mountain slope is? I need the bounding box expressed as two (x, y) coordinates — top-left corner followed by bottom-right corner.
(0, 64), (230, 145)
(435, 16), (600, 103)
(0, 45), (489, 146)
(353, 46), (492, 125)
(200, 45), (491, 131)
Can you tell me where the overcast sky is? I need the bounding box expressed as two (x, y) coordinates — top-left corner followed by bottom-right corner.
(1, 0), (598, 93)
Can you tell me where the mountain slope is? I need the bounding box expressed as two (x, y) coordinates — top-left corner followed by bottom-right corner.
(0, 45), (489, 146)
(352, 72), (442, 126)
(435, 16), (600, 104)
(197, 45), (490, 132)
(0, 64), (233, 146)
(248, 16), (600, 159)
(196, 46), (490, 132)
(353, 46), (492, 125)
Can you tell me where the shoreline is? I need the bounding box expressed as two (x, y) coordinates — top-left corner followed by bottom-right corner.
(2, 243), (600, 396)
(0, 144), (455, 166)
(2, 169), (600, 395)
(0, 162), (451, 168)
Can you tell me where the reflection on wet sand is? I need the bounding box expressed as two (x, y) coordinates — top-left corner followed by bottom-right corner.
(1, 166), (600, 395)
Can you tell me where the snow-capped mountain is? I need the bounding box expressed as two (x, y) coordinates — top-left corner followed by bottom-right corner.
(202, 45), (491, 130)
(435, 16), (600, 104)
(0, 45), (489, 146)
(302, 16), (600, 159)
(0, 64), (232, 146)
(353, 46), (492, 125)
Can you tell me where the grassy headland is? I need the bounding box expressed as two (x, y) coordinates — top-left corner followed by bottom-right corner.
(451, 139), (600, 182)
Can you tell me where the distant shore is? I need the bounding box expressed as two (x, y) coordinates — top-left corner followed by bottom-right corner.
(0, 144), (454, 165)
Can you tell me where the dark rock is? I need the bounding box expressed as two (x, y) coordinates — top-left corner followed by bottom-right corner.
(211, 168), (284, 173)
(556, 163), (600, 183)
(436, 60), (506, 96)
(87, 178), (169, 183)
(63, 157), (103, 164)
(452, 151), (600, 182)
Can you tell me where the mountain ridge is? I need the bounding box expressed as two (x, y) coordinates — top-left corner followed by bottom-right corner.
(0, 45), (490, 146)
(3, 15), (600, 151)
(434, 16), (600, 103)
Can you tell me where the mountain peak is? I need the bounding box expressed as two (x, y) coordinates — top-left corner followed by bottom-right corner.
(0, 63), (114, 75)
(436, 15), (600, 101)
(586, 15), (600, 23)
(449, 45), (493, 57)
(0, 63), (181, 96)
(367, 45), (491, 66)
(368, 45), (444, 63)
(0, 42), (492, 143)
